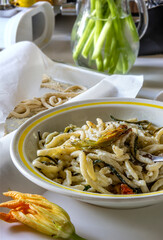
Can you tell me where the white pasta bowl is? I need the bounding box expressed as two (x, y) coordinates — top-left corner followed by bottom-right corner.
(10, 98), (163, 209)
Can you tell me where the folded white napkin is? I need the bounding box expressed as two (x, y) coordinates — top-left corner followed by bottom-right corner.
(68, 75), (143, 102)
(0, 41), (143, 137)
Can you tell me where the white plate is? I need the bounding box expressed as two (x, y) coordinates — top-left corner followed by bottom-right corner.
(10, 98), (163, 209)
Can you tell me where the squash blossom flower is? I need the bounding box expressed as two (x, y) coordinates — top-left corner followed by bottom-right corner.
(0, 191), (85, 240)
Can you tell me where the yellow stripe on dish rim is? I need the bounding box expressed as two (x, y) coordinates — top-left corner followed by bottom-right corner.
(18, 101), (163, 198)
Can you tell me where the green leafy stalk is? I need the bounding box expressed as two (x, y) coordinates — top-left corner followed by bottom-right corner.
(108, 46), (120, 74)
(121, 54), (129, 74)
(95, 55), (103, 71)
(71, 232), (86, 240)
(115, 52), (128, 74)
(107, 0), (133, 73)
(92, 17), (112, 60)
(125, 14), (139, 42)
(90, 0), (95, 13)
(73, 10), (96, 60)
(82, 28), (95, 58)
(94, 0), (104, 71)
(103, 28), (116, 70)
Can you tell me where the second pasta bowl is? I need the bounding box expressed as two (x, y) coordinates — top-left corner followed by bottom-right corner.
(10, 98), (163, 209)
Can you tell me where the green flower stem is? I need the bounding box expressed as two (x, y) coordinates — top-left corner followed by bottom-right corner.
(73, 10), (96, 60)
(125, 14), (139, 42)
(107, 0), (124, 43)
(71, 232), (87, 240)
(88, 46), (94, 66)
(107, 0), (117, 18)
(81, 28), (95, 58)
(92, 17), (112, 60)
(115, 52), (128, 74)
(108, 47), (120, 74)
(90, 0), (95, 12)
(103, 22), (114, 69)
(107, 0), (137, 73)
(96, 55), (103, 71)
(94, 0), (104, 71)
(103, 32), (116, 70)
(94, 0), (103, 40)
(122, 54), (129, 74)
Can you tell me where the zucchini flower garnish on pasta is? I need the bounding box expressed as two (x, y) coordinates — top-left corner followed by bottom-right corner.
(0, 191), (85, 240)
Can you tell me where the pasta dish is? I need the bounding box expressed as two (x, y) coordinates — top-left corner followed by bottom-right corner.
(5, 74), (86, 135)
(8, 75), (86, 119)
(32, 116), (163, 195)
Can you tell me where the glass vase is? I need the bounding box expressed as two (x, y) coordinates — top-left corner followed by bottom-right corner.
(71, 0), (148, 74)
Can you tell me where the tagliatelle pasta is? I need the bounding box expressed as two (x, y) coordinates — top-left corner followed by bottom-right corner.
(32, 117), (163, 195)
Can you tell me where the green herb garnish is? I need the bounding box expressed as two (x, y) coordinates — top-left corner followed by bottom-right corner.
(83, 185), (91, 191)
(93, 160), (141, 193)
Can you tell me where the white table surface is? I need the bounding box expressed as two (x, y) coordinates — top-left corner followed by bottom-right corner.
(1, 14), (163, 240)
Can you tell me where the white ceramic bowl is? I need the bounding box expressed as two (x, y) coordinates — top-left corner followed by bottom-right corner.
(10, 98), (163, 209)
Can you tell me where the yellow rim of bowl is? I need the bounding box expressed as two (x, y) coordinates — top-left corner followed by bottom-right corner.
(18, 101), (163, 198)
